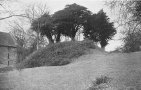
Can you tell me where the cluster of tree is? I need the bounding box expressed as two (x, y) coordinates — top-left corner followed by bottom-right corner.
(0, 1), (116, 61)
(31, 3), (116, 48)
(107, 0), (141, 52)
(0, 2), (116, 61)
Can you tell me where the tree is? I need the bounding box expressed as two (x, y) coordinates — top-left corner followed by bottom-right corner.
(123, 31), (141, 52)
(53, 3), (91, 41)
(24, 4), (50, 49)
(106, 0), (141, 52)
(0, 0), (27, 20)
(84, 10), (116, 48)
(10, 21), (29, 62)
(31, 13), (55, 44)
(10, 21), (48, 62)
(123, 1), (141, 52)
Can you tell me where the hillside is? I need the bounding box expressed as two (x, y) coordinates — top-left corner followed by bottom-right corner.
(0, 48), (141, 90)
(17, 40), (96, 69)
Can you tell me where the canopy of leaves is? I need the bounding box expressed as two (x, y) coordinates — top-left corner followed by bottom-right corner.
(53, 3), (91, 40)
(84, 10), (116, 48)
(30, 3), (116, 48)
(31, 13), (54, 43)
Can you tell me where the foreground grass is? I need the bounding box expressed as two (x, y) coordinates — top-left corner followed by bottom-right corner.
(16, 40), (95, 69)
(88, 76), (112, 90)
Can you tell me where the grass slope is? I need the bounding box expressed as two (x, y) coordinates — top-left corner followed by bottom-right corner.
(4, 50), (141, 90)
(1, 47), (141, 90)
(17, 40), (95, 69)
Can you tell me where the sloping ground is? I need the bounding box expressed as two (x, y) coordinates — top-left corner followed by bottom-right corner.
(1, 50), (141, 90)
(17, 40), (96, 69)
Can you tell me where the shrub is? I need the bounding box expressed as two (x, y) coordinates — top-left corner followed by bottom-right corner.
(0, 66), (14, 73)
(88, 76), (111, 90)
(16, 46), (36, 64)
(122, 31), (141, 53)
(16, 40), (95, 69)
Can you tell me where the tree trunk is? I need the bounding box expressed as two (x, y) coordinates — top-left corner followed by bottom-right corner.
(71, 37), (75, 41)
(36, 32), (39, 50)
(56, 33), (61, 43)
(48, 38), (54, 44)
(45, 33), (54, 44)
(101, 46), (105, 51)
(100, 40), (107, 50)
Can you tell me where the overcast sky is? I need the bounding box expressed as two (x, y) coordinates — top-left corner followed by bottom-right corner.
(20, 0), (106, 14)
(0, 0), (122, 51)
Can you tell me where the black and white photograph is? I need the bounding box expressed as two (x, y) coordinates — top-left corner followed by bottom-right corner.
(0, 0), (141, 90)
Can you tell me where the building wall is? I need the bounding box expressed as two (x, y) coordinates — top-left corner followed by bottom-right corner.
(0, 47), (17, 65)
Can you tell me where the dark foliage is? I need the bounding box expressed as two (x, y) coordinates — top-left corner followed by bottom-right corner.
(134, 1), (141, 22)
(84, 9), (116, 48)
(53, 3), (91, 40)
(31, 13), (54, 44)
(30, 3), (116, 49)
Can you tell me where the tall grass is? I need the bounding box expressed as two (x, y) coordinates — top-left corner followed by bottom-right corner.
(16, 40), (95, 69)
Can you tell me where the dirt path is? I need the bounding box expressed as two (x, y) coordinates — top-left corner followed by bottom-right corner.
(0, 50), (141, 90)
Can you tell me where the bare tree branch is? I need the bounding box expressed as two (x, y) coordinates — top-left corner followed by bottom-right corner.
(0, 14), (28, 20)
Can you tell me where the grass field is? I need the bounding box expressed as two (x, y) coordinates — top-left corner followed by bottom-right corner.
(0, 41), (141, 90)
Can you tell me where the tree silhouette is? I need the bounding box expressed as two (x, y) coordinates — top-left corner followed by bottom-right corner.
(31, 4), (116, 48)
(53, 3), (91, 41)
(31, 13), (54, 44)
(84, 10), (116, 48)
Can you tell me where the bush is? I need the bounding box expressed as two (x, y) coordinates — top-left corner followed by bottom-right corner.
(88, 76), (111, 90)
(16, 40), (95, 69)
(122, 31), (141, 53)
(16, 46), (36, 64)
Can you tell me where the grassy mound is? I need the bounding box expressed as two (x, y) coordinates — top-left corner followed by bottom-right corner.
(17, 40), (95, 69)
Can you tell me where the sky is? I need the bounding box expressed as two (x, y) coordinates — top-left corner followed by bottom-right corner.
(20, 0), (106, 14)
(0, 0), (123, 51)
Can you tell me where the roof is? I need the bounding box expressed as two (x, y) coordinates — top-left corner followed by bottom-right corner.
(0, 32), (17, 47)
